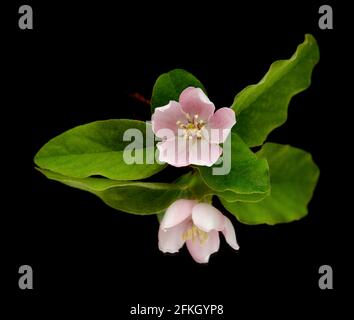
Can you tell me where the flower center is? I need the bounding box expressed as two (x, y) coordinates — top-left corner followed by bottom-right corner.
(176, 113), (205, 140)
(182, 224), (209, 245)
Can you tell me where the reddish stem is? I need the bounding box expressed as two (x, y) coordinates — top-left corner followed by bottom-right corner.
(129, 92), (151, 106)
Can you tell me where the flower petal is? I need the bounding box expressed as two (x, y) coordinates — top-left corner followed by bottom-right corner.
(179, 87), (215, 121)
(222, 217), (239, 250)
(187, 139), (222, 167)
(158, 220), (189, 253)
(208, 107), (236, 143)
(186, 230), (220, 263)
(152, 101), (186, 138)
(157, 137), (190, 167)
(160, 199), (196, 230)
(192, 203), (226, 232)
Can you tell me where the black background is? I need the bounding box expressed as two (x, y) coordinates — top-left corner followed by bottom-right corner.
(3, 0), (347, 317)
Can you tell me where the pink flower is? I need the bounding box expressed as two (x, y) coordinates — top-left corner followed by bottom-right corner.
(152, 87), (236, 167)
(158, 199), (239, 263)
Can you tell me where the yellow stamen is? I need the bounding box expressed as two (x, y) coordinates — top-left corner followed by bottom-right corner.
(176, 113), (206, 140)
(182, 225), (209, 245)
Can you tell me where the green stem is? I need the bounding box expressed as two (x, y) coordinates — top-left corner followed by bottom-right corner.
(187, 169), (214, 203)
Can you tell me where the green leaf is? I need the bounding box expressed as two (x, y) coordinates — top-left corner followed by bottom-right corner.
(216, 190), (270, 202)
(34, 119), (166, 180)
(232, 34), (320, 147)
(196, 132), (270, 202)
(151, 69), (206, 113)
(221, 143), (319, 225)
(37, 168), (191, 215)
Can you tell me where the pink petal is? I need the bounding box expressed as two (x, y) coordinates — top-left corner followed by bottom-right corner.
(152, 101), (186, 138)
(222, 217), (239, 250)
(208, 107), (236, 143)
(192, 203), (226, 232)
(160, 199), (196, 230)
(158, 220), (189, 253)
(157, 137), (190, 167)
(186, 230), (220, 263)
(179, 87), (215, 121)
(187, 139), (222, 167)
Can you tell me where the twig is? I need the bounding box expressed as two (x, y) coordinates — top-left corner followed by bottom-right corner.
(129, 92), (151, 106)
